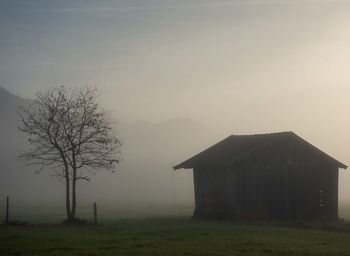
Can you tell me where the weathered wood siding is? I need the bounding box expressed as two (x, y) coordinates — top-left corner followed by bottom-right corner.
(193, 135), (340, 220)
(193, 166), (226, 218)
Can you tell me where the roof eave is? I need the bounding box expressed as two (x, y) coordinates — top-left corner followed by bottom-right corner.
(339, 164), (347, 170)
(173, 165), (192, 170)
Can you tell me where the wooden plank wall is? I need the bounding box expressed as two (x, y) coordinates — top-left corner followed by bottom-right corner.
(193, 135), (340, 220)
(193, 166), (226, 218)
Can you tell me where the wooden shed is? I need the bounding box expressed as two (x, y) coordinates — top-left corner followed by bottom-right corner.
(174, 132), (347, 220)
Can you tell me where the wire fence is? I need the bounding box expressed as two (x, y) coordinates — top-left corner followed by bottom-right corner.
(0, 197), (98, 224)
(0, 197), (194, 224)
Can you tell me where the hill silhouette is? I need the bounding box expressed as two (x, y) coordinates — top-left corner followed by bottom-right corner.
(0, 87), (217, 205)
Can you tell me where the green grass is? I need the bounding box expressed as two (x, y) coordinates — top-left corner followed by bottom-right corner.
(2, 218), (350, 256)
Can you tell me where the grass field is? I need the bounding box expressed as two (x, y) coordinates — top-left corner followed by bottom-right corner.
(2, 218), (350, 256)
(1, 201), (350, 256)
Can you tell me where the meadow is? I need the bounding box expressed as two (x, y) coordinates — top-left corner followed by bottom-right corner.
(2, 218), (350, 256)
(2, 202), (350, 256)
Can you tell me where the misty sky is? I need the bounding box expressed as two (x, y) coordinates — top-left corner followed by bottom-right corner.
(1, 1), (350, 198)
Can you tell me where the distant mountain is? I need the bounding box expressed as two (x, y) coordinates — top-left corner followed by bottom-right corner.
(101, 117), (217, 202)
(0, 87), (33, 151)
(0, 86), (32, 106)
(0, 87), (217, 205)
(0, 88), (60, 203)
(0, 87), (32, 118)
(118, 118), (213, 163)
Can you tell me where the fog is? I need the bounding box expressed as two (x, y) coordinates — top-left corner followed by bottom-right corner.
(0, 87), (218, 206)
(1, 0), (350, 216)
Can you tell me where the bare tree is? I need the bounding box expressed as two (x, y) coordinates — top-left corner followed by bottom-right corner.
(18, 86), (121, 221)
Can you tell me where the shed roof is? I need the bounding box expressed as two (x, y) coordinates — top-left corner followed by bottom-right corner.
(173, 132), (347, 170)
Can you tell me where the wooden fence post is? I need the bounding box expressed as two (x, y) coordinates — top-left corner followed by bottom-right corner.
(6, 196), (9, 225)
(93, 202), (97, 225)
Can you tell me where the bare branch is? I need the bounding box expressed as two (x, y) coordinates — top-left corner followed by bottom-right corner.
(18, 85), (121, 184)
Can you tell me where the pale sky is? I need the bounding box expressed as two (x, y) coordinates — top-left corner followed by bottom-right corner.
(1, 0), (350, 199)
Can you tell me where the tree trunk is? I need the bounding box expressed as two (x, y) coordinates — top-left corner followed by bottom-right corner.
(71, 168), (77, 219)
(65, 170), (72, 220)
(60, 151), (72, 221)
